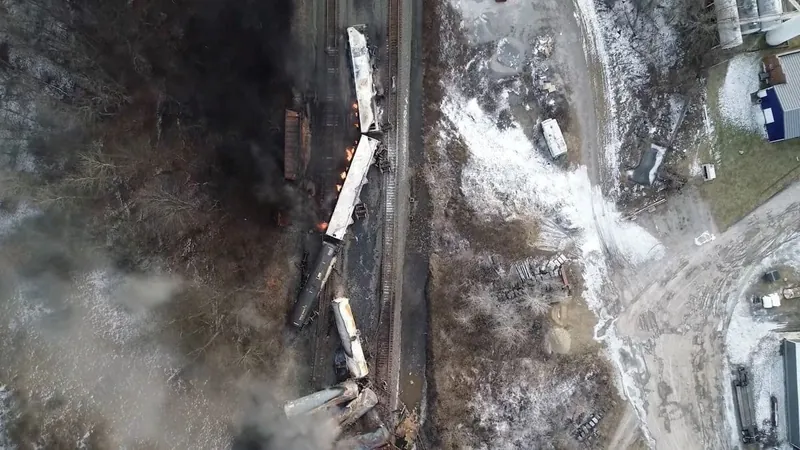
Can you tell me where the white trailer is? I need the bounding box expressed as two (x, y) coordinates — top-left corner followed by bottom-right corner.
(541, 118), (567, 159)
(702, 164), (716, 181)
(332, 297), (369, 379)
(326, 136), (380, 241)
(762, 292), (782, 309)
(347, 26), (380, 133)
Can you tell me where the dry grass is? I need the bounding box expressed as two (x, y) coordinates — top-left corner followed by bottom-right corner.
(701, 59), (800, 230)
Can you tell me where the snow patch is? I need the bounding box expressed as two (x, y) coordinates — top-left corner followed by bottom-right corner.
(723, 237), (800, 445)
(441, 90), (663, 446)
(470, 359), (579, 447)
(443, 95), (664, 266)
(718, 54), (766, 134)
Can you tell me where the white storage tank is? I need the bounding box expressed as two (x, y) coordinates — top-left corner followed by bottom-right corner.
(758, 0), (783, 32)
(767, 16), (800, 46)
(716, 0), (744, 49)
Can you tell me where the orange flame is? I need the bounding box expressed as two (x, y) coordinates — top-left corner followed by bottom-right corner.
(340, 171), (347, 180)
(346, 147), (354, 162)
(336, 184), (342, 192)
(317, 222), (328, 232)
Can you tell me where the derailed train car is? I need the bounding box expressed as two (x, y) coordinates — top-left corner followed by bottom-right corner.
(332, 297), (369, 379)
(289, 25), (382, 328)
(347, 25), (380, 134)
(289, 136), (382, 327)
(289, 239), (339, 327)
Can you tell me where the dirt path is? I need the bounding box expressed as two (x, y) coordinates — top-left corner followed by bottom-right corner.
(607, 182), (800, 449)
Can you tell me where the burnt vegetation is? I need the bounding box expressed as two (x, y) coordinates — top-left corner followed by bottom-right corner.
(0, 0), (312, 446)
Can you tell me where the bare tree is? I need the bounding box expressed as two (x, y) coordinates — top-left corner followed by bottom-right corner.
(517, 291), (550, 316)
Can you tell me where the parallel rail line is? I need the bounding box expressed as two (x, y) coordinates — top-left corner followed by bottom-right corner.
(375, 0), (403, 423)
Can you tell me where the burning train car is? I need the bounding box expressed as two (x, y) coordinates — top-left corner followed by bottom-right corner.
(347, 25), (380, 134)
(289, 25), (382, 328)
(289, 136), (382, 327)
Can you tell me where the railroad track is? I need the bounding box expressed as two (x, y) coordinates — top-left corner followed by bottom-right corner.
(375, 0), (403, 421)
(310, 277), (335, 387)
(325, 0), (338, 52)
(309, 0), (340, 387)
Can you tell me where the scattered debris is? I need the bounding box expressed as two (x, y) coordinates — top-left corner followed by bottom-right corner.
(622, 197), (667, 221)
(395, 411), (419, 447)
(784, 287), (800, 300)
(334, 388), (378, 428)
(513, 253), (569, 281)
(573, 410), (604, 442)
(763, 269), (781, 283)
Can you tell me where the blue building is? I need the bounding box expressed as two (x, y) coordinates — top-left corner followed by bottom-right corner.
(760, 51), (800, 142)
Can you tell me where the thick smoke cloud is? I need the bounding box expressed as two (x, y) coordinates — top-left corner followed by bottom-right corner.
(0, 0), (331, 447)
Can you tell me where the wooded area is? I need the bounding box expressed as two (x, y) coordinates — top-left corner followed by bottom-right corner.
(0, 0), (309, 447)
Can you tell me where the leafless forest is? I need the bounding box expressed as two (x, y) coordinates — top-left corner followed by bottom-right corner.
(0, 0), (324, 448)
(420, 4), (620, 449)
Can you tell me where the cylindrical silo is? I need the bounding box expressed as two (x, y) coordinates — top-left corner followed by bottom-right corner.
(716, 0), (743, 49)
(767, 16), (800, 46)
(758, 0), (783, 32)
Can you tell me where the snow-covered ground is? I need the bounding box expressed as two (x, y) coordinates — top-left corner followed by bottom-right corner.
(718, 54), (767, 134)
(723, 239), (800, 448)
(442, 82), (664, 448)
(439, 0), (667, 443)
(440, 0), (800, 448)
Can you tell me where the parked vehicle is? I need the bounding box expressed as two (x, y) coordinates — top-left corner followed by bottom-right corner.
(771, 395), (779, 428)
(541, 118), (568, 159)
(732, 366), (761, 443)
(784, 287), (800, 300)
(694, 231), (716, 246)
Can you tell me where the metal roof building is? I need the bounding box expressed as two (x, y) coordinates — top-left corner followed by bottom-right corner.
(783, 339), (800, 448)
(760, 50), (800, 142)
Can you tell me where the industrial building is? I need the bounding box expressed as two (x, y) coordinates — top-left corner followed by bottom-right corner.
(759, 51), (800, 142)
(782, 339), (800, 448)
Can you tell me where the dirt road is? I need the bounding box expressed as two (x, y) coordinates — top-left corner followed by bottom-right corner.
(606, 183), (800, 449)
